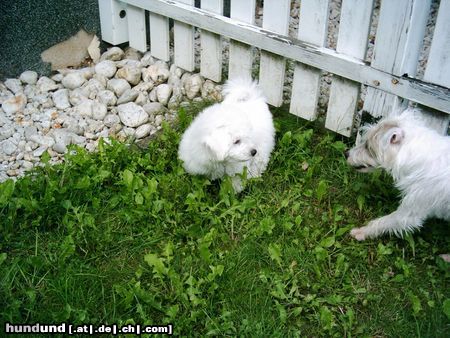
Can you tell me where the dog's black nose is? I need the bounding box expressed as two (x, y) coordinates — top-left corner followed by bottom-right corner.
(344, 150), (350, 159)
(250, 149), (257, 156)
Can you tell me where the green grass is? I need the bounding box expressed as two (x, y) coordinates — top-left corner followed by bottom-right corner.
(1, 104), (449, 337)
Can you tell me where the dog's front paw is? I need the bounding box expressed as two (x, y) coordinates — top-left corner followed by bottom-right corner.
(350, 227), (367, 241)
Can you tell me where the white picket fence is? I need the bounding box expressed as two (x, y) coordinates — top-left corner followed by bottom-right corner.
(98, 0), (450, 136)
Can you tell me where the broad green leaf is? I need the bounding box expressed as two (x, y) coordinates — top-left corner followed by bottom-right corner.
(268, 243), (282, 265)
(144, 253), (167, 276)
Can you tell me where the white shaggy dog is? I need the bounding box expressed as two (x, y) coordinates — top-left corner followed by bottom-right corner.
(178, 78), (275, 192)
(345, 109), (450, 240)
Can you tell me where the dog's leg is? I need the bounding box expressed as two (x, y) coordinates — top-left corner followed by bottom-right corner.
(351, 205), (424, 241)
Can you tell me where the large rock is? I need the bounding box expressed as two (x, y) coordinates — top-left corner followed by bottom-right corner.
(94, 60), (117, 78)
(52, 89), (71, 110)
(62, 72), (86, 90)
(117, 102), (148, 128)
(19, 71), (39, 85)
(116, 64), (142, 86)
(2, 94), (27, 114)
(107, 78), (131, 97)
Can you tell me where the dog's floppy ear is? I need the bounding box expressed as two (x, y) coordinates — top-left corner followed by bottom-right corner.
(203, 128), (229, 161)
(388, 127), (404, 144)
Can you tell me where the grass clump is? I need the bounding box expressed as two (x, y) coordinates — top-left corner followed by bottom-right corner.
(0, 105), (449, 336)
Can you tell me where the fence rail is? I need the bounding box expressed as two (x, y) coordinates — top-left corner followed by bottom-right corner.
(99, 0), (450, 136)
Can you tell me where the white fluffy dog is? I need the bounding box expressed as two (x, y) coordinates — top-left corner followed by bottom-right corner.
(345, 108), (450, 240)
(178, 78), (275, 192)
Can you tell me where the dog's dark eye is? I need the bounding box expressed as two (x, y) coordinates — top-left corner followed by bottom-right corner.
(234, 139), (241, 145)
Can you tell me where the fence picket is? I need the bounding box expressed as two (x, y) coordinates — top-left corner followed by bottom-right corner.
(325, 0), (374, 136)
(422, 0), (450, 132)
(200, 1), (223, 82)
(98, 0), (129, 45)
(363, 0), (431, 118)
(228, 0), (256, 80)
(258, 0), (290, 107)
(174, 0), (195, 71)
(424, 0), (450, 88)
(290, 0), (329, 120)
(127, 4), (147, 52)
(149, 13), (170, 61)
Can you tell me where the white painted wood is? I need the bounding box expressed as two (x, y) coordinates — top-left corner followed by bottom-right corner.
(422, 0), (450, 133)
(290, 0), (329, 120)
(258, 0), (290, 107)
(174, 0), (195, 71)
(200, 1), (223, 82)
(149, 13), (170, 61)
(228, 0), (256, 80)
(424, 0), (450, 88)
(119, 0), (450, 115)
(325, 0), (374, 136)
(98, 0), (129, 45)
(363, 0), (432, 117)
(127, 4), (147, 52)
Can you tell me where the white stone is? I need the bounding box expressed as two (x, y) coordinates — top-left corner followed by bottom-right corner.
(143, 102), (166, 116)
(33, 145), (48, 157)
(23, 84), (38, 100)
(116, 64), (142, 86)
(2, 94), (27, 114)
(107, 78), (131, 97)
(52, 89), (71, 110)
(100, 46), (124, 61)
(52, 143), (66, 154)
(19, 71), (39, 85)
(117, 102), (148, 127)
(29, 134), (55, 148)
(135, 123), (152, 139)
(0, 126), (15, 141)
(63, 116), (84, 135)
(5, 79), (23, 94)
(117, 89), (139, 105)
(184, 73), (203, 99)
(170, 64), (184, 78)
(133, 81), (154, 92)
(62, 72), (86, 90)
(74, 100), (93, 118)
(69, 88), (87, 106)
(103, 114), (121, 128)
(52, 73), (64, 83)
(154, 115), (164, 126)
(149, 88), (157, 102)
(1, 139), (17, 155)
(93, 73), (108, 87)
(91, 101), (108, 120)
(123, 47), (142, 61)
(156, 84), (172, 105)
(94, 60), (117, 78)
(135, 92), (148, 106)
(82, 78), (105, 99)
(140, 52), (155, 67)
(97, 90), (117, 106)
(24, 126), (38, 141)
(36, 76), (59, 92)
(202, 80), (222, 101)
(123, 127), (136, 137)
(22, 160), (34, 169)
(143, 63), (170, 84)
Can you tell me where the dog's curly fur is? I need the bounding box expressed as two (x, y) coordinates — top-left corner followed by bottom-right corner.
(346, 108), (450, 240)
(178, 78), (275, 192)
